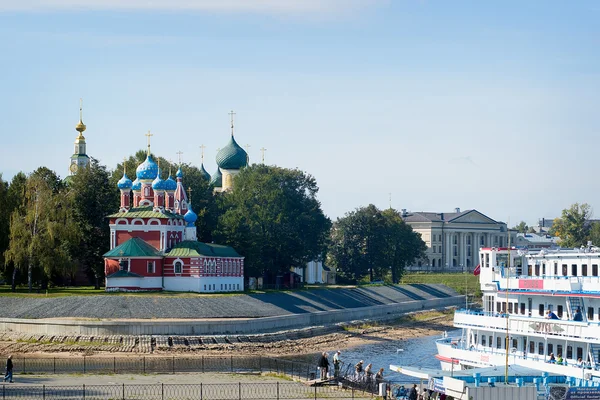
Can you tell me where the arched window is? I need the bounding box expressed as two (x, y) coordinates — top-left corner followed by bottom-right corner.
(174, 261), (182, 274)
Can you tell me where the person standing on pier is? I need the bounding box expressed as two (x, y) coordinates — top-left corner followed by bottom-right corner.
(318, 352), (329, 380)
(333, 351), (341, 377)
(354, 360), (364, 381)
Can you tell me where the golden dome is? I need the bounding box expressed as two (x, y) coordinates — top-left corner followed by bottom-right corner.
(75, 119), (86, 133)
(75, 132), (86, 142)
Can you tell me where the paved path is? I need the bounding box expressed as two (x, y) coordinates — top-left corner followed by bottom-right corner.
(0, 284), (457, 319)
(0, 373), (372, 399)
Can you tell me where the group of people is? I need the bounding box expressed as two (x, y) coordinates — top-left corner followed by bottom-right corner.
(395, 384), (440, 400)
(545, 308), (583, 321)
(316, 352), (385, 386)
(353, 360), (385, 385)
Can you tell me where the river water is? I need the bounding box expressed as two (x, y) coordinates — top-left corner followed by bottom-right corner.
(291, 329), (461, 383)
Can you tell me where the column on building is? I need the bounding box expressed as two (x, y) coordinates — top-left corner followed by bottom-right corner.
(445, 232), (452, 268)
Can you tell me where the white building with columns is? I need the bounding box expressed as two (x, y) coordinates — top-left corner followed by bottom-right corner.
(402, 208), (516, 272)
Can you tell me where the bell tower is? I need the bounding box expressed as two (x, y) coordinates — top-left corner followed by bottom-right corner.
(69, 99), (90, 175)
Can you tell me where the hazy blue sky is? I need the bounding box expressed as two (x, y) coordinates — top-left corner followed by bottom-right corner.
(1, 0), (599, 225)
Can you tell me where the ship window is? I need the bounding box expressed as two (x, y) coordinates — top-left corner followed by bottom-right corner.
(567, 346), (573, 359)
(512, 339), (517, 349)
(577, 347), (583, 361)
(514, 302), (518, 314)
(528, 265), (533, 276)
(497, 337), (502, 349)
(508, 303), (513, 313)
(593, 264), (599, 276)
(557, 345), (563, 357)
(554, 263), (558, 275)
(542, 263), (546, 275)
(520, 303), (525, 315)
(535, 264), (540, 276)
(598, 308), (600, 319)
(588, 307), (594, 320)
(489, 336), (493, 348)
(529, 341), (535, 353)
(481, 336), (486, 346)
(485, 253), (490, 268)
(502, 302), (506, 313)
(572, 264), (578, 277)
(497, 302), (501, 313)
(538, 342), (544, 355)
(557, 305), (563, 318)
(539, 304), (544, 316)
(548, 344), (553, 355)
(583, 264), (588, 276)
(562, 264), (568, 276)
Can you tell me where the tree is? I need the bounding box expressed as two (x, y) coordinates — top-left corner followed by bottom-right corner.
(4, 169), (78, 291)
(327, 205), (426, 283)
(512, 221), (529, 233)
(0, 175), (9, 269)
(214, 165), (331, 278)
(69, 158), (119, 288)
(589, 222), (600, 248)
(549, 203), (592, 248)
(380, 208), (427, 283)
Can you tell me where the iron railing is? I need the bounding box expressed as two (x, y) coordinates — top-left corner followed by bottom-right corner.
(0, 382), (375, 399)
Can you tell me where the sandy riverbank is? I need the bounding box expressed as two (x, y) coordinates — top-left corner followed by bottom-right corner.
(0, 310), (455, 358)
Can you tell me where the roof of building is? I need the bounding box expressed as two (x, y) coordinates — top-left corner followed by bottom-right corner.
(104, 237), (163, 258)
(107, 206), (185, 219)
(403, 209), (499, 224)
(210, 168), (222, 187)
(199, 163), (211, 181)
(167, 241), (241, 258)
(106, 270), (143, 278)
(216, 136), (248, 170)
(136, 154), (159, 181)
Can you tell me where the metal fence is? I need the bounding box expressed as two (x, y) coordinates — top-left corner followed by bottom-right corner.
(0, 382), (375, 399)
(8, 356), (319, 381)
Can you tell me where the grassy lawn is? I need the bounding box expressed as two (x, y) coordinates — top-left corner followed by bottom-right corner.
(400, 272), (483, 298)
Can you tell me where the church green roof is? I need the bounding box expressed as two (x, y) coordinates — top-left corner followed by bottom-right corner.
(106, 270), (143, 278)
(104, 237), (163, 258)
(167, 241), (242, 258)
(107, 206), (185, 219)
(216, 136), (248, 170)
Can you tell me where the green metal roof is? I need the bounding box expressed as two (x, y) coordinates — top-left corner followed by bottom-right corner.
(104, 237), (163, 258)
(216, 136), (248, 170)
(167, 240), (242, 258)
(107, 206), (185, 219)
(106, 270), (143, 278)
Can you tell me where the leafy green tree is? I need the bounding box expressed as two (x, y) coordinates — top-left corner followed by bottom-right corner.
(588, 222), (600, 248)
(1, 172), (27, 285)
(327, 205), (425, 283)
(512, 221), (529, 233)
(4, 169), (78, 291)
(215, 164), (331, 278)
(381, 208), (427, 283)
(0, 175), (9, 269)
(69, 158), (119, 288)
(550, 203), (592, 248)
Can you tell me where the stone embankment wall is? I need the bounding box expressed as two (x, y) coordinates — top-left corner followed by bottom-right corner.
(0, 284), (463, 336)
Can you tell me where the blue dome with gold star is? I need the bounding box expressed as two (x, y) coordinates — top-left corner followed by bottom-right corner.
(131, 178), (141, 191)
(165, 175), (177, 191)
(136, 154), (159, 181)
(216, 136), (248, 170)
(152, 168), (166, 190)
(117, 173), (133, 190)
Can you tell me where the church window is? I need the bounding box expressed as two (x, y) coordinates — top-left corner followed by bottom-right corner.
(467, 236), (471, 245)
(204, 285), (206, 291)
(174, 200), (179, 209)
(174, 261), (182, 274)
(119, 259), (129, 271)
(144, 187), (150, 196)
(237, 284), (240, 290)
(221, 284), (223, 290)
(453, 236), (457, 245)
(147, 261), (155, 274)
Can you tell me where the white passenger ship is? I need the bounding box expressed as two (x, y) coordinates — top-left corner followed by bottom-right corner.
(436, 245), (600, 382)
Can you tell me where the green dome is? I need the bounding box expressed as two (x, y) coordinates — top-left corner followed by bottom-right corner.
(216, 136), (248, 170)
(199, 163), (211, 181)
(210, 168), (222, 187)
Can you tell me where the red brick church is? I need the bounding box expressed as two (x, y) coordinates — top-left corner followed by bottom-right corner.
(103, 145), (244, 292)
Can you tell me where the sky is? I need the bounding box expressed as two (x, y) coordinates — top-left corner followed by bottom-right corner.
(0, 0), (599, 226)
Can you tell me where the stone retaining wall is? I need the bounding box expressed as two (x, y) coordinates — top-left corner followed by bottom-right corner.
(0, 295), (463, 336)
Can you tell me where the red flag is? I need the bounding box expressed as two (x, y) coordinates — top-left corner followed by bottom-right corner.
(473, 264), (481, 276)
